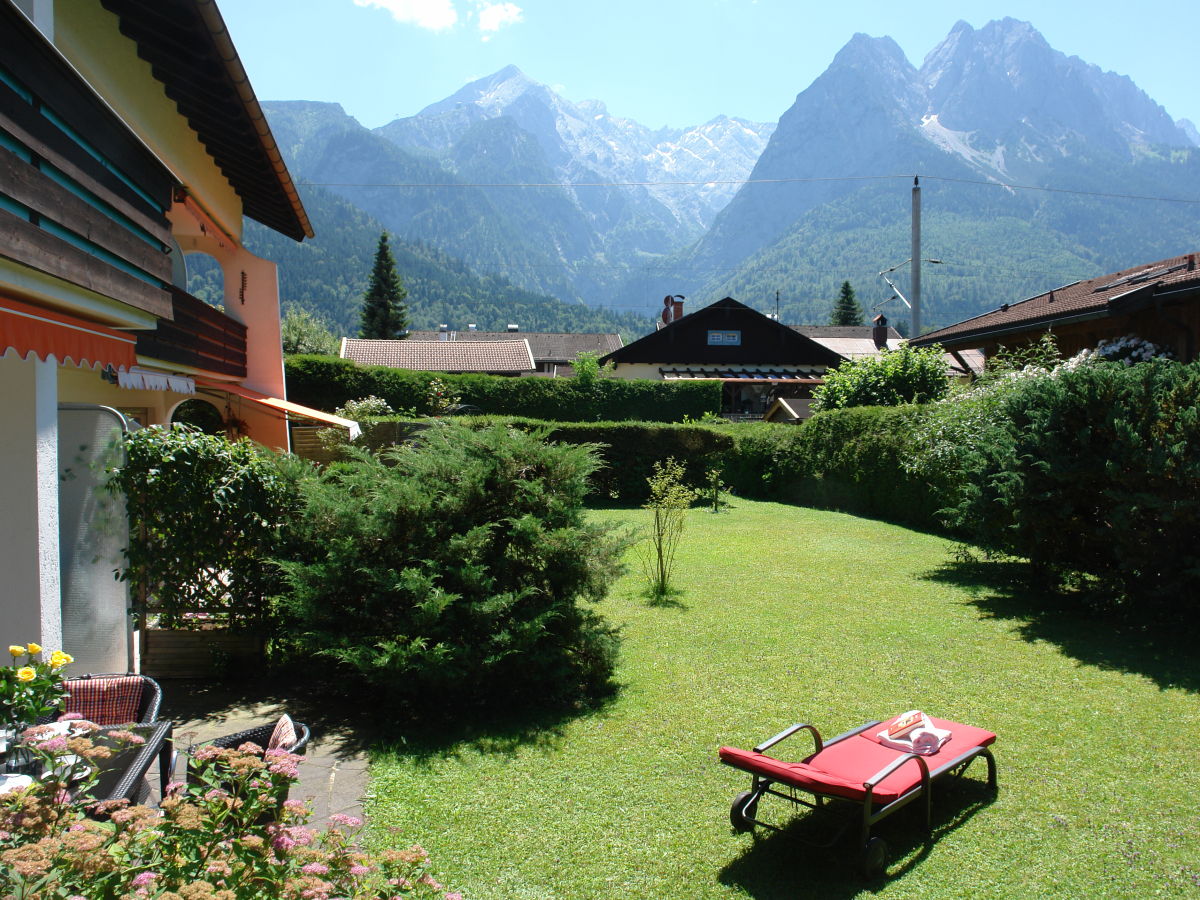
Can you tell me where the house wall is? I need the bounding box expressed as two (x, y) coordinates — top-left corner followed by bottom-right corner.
(608, 362), (665, 380)
(0, 352), (62, 650)
(52, 1), (244, 242)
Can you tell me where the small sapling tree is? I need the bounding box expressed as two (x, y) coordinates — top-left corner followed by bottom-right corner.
(641, 457), (696, 602)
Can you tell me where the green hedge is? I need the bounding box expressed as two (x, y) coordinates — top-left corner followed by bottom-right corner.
(285, 356), (721, 422)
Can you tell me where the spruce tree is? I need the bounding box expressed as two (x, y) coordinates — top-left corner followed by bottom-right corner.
(358, 232), (409, 339)
(830, 280), (864, 327)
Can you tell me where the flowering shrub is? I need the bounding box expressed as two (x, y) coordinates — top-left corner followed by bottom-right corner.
(1, 644), (73, 731)
(0, 731), (458, 899)
(1080, 334), (1174, 365)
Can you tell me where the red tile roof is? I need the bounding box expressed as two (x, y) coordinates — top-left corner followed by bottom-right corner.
(913, 252), (1200, 348)
(405, 330), (622, 362)
(340, 338), (535, 373)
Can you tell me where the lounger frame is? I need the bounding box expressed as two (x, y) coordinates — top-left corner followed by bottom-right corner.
(724, 719), (997, 874)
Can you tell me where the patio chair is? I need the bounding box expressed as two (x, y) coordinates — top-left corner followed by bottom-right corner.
(194, 719), (311, 756)
(182, 717), (311, 808)
(719, 714), (997, 877)
(47, 673), (163, 726)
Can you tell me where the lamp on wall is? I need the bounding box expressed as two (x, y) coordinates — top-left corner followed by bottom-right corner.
(100, 364), (118, 385)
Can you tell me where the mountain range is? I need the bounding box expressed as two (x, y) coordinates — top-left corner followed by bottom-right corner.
(228, 18), (1200, 337)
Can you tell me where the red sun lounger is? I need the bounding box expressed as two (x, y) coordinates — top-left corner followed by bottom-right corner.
(719, 715), (997, 876)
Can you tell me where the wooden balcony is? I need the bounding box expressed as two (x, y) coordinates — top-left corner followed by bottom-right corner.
(133, 286), (247, 377)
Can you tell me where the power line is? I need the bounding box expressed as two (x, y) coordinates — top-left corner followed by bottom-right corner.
(297, 172), (1200, 205)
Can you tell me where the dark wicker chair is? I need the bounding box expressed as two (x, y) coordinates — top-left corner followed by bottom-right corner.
(182, 719), (311, 796)
(195, 720), (311, 756)
(36, 673), (162, 726)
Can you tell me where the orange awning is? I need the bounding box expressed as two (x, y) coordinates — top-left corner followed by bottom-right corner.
(196, 378), (360, 439)
(0, 295), (138, 370)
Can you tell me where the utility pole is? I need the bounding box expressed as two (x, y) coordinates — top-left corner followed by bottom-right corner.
(775, 289), (780, 321)
(911, 176), (921, 337)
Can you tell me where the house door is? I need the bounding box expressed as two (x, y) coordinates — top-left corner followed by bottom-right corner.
(58, 405), (133, 674)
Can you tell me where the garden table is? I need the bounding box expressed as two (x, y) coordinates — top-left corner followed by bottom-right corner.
(85, 720), (175, 805)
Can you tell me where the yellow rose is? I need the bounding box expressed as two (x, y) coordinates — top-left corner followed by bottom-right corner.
(26, 642), (42, 655)
(7, 645), (23, 658)
(50, 650), (73, 669)
(16, 667), (36, 682)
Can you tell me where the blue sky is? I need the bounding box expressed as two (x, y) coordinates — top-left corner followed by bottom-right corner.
(220, 0), (1200, 131)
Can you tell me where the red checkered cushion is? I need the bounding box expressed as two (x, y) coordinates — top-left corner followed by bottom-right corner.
(63, 677), (144, 725)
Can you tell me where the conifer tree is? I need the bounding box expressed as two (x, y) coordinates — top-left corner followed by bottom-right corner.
(830, 280), (864, 326)
(358, 232), (409, 339)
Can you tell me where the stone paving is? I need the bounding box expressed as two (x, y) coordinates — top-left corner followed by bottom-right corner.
(154, 678), (370, 826)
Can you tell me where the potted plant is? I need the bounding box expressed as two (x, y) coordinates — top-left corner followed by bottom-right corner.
(0, 643), (73, 738)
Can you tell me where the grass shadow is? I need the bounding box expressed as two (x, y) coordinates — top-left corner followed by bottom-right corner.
(923, 557), (1200, 694)
(718, 777), (997, 898)
(160, 670), (620, 761)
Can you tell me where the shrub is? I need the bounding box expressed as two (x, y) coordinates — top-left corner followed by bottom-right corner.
(812, 343), (949, 411)
(108, 426), (297, 629)
(942, 358), (1200, 613)
(272, 424), (629, 711)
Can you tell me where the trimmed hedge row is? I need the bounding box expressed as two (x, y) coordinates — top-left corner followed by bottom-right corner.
(285, 355), (721, 423)
(340, 410), (940, 518)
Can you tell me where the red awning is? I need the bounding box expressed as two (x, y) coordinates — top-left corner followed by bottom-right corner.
(195, 378), (360, 439)
(0, 295), (138, 370)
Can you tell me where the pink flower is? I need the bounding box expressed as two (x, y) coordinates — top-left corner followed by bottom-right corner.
(35, 736), (68, 753)
(328, 814), (362, 828)
(349, 864), (372, 875)
(58, 712), (85, 721)
(300, 862), (329, 875)
(131, 872), (157, 887)
(445, 894), (464, 900)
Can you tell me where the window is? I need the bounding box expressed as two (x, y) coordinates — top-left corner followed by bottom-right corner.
(707, 330), (741, 346)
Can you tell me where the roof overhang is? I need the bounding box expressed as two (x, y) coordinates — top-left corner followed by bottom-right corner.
(98, 0), (313, 241)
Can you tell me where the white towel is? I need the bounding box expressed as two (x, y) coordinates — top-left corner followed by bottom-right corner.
(910, 726), (952, 755)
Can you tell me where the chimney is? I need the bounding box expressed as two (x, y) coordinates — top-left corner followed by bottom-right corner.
(467, 323), (477, 331)
(438, 324), (449, 341)
(661, 294), (685, 326)
(507, 323), (519, 332)
(872, 313), (889, 350)
(1189, 253), (1196, 271)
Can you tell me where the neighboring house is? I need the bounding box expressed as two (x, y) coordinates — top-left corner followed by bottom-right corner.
(599, 297), (844, 417)
(793, 324), (903, 358)
(405, 327), (623, 376)
(341, 338), (537, 375)
(911, 253), (1200, 362)
(1, 0), (346, 661)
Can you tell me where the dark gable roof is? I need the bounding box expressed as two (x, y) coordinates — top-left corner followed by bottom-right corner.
(913, 252), (1200, 349)
(600, 297), (845, 367)
(98, 0), (312, 241)
(405, 330), (622, 362)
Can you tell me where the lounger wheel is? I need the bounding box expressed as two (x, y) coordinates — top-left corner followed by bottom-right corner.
(860, 837), (888, 878)
(730, 791), (757, 833)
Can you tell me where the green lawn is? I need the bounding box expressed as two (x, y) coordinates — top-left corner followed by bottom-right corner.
(367, 500), (1200, 898)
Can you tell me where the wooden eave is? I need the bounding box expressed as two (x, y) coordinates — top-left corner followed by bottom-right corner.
(98, 0), (313, 241)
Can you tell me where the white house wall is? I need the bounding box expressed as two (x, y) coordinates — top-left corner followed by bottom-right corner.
(0, 352), (63, 650)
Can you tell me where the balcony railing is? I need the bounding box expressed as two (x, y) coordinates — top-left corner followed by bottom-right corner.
(133, 286), (247, 377)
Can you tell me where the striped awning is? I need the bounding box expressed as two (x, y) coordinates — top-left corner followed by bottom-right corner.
(196, 377), (361, 439)
(0, 295), (137, 371)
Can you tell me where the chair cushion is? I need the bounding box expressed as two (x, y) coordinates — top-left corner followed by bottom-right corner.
(267, 714), (298, 751)
(861, 715), (997, 772)
(64, 677), (143, 726)
(720, 717), (997, 804)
